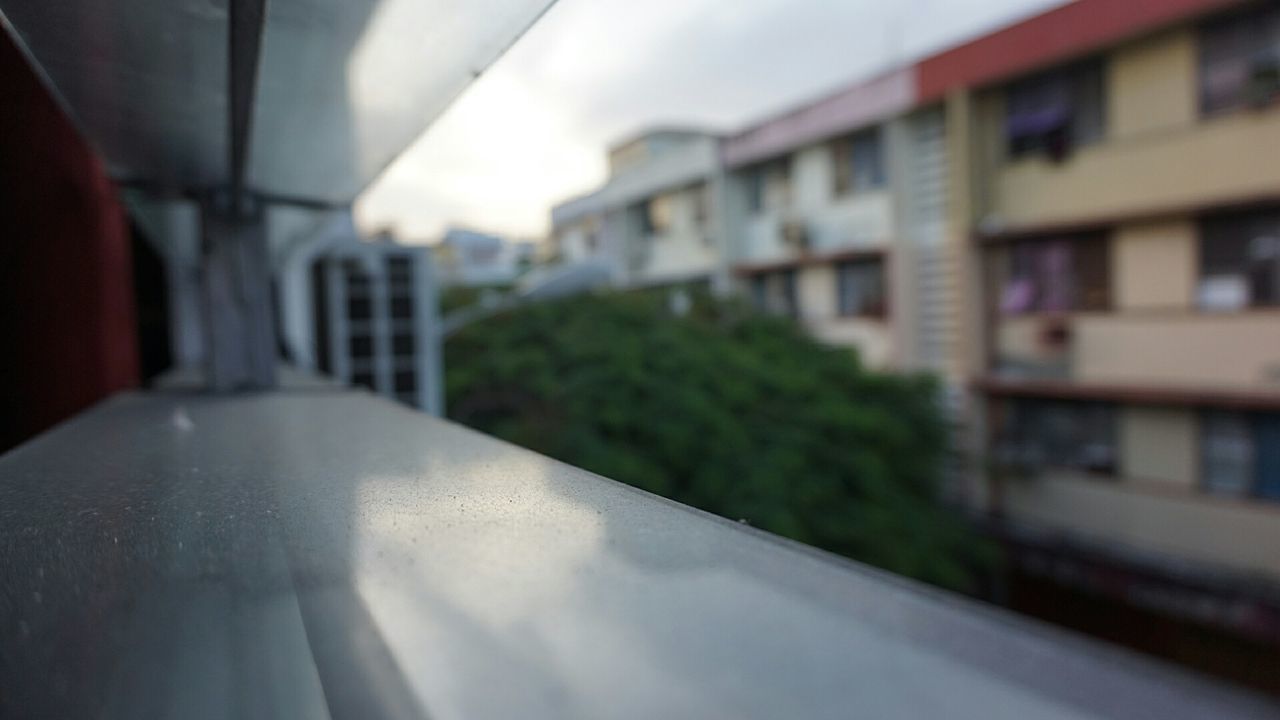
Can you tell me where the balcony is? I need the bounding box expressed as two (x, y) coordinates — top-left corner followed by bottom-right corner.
(632, 230), (717, 285)
(1003, 469), (1280, 579)
(994, 310), (1280, 391)
(806, 318), (894, 367)
(740, 193), (893, 264)
(989, 107), (1280, 231)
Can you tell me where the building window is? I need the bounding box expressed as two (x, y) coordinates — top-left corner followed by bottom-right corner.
(746, 159), (791, 214)
(996, 399), (1117, 475)
(1005, 59), (1105, 161)
(835, 259), (886, 317)
(833, 128), (886, 196)
(1197, 208), (1280, 311)
(1202, 411), (1254, 496)
(1202, 411), (1280, 502)
(392, 334), (415, 355)
(1198, 4), (1280, 116)
(390, 296), (414, 320)
(393, 370), (417, 395)
(386, 255), (413, 281)
(746, 169), (764, 214)
(637, 194), (673, 237)
(1259, 414), (1280, 501)
(996, 234), (1110, 315)
(692, 182), (710, 232)
(750, 270), (798, 318)
(635, 202), (654, 236)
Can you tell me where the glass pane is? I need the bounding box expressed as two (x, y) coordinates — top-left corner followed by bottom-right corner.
(836, 260), (886, 317)
(1200, 208), (1280, 308)
(1254, 413), (1280, 501)
(851, 129), (885, 191)
(1198, 4), (1280, 115)
(1202, 411), (1254, 496)
(1008, 400), (1116, 474)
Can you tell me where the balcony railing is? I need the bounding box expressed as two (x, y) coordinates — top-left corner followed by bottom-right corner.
(2, 370), (1278, 717)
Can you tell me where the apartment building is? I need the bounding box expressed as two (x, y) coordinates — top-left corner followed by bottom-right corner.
(548, 192), (608, 267)
(549, 128), (726, 290)
(914, 0), (1280, 661)
(436, 227), (536, 287)
(545, 0), (1280, 671)
(723, 72), (908, 370)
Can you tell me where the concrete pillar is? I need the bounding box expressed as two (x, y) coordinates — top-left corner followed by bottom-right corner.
(945, 88), (992, 510)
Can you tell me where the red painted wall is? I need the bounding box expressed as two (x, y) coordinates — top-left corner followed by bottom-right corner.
(917, 0), (1247, 100)
(0, 30), (139, 452)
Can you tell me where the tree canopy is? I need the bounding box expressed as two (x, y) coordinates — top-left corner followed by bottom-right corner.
(445, 290), (995, 592)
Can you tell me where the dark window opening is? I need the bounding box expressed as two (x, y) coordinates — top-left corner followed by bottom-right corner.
(392, 334), (416, 355)
(750, 269), (798, 318)
(390, 296), (414, 320)
(1199, 4), (1280, 116)
(1005, 59), (1105, 161)
(1202, 410), (1280, 502)
(387, 255), (414, 278)
(835, 259), (887, 317)
(995, 234), (1110, 315)
(1197, 207), (1280, 311)
(348, 335), (373, 358)
(995, 399), (1117, 475)
(394, 371), (417, 395)
(833, 127), (886, 196)
(347, 296), (372, 321)
(636, 194), (673, 237)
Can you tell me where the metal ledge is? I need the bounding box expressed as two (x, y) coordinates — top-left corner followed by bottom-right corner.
(1, 388), (1277, 718)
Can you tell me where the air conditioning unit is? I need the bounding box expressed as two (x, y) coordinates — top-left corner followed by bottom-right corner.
(781, 219), (811, 253)
(311, 241), (442, 414)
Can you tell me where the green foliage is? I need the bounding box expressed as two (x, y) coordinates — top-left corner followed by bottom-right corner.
(439, 283), (514, 314)
(445, 290), (997, 592)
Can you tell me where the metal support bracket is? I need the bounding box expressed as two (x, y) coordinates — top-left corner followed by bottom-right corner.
(200, 193), (277, 391)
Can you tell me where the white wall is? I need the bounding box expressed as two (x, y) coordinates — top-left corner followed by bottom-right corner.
(550, 133), (724, 288)
(795, 264), (893, 367)
(636, 185), (718, 283)
(736, 143), (895, 264)
(556, 224), (594, 264)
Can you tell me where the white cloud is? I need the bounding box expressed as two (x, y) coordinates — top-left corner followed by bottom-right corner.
(355, 0), (1063, 242)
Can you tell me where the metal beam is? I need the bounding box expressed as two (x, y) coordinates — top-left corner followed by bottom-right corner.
(229, 0), (268, 200)
(201, 194), (277, 390)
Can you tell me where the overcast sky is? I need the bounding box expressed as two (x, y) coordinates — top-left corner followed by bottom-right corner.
(354, 0), (1063, 242)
